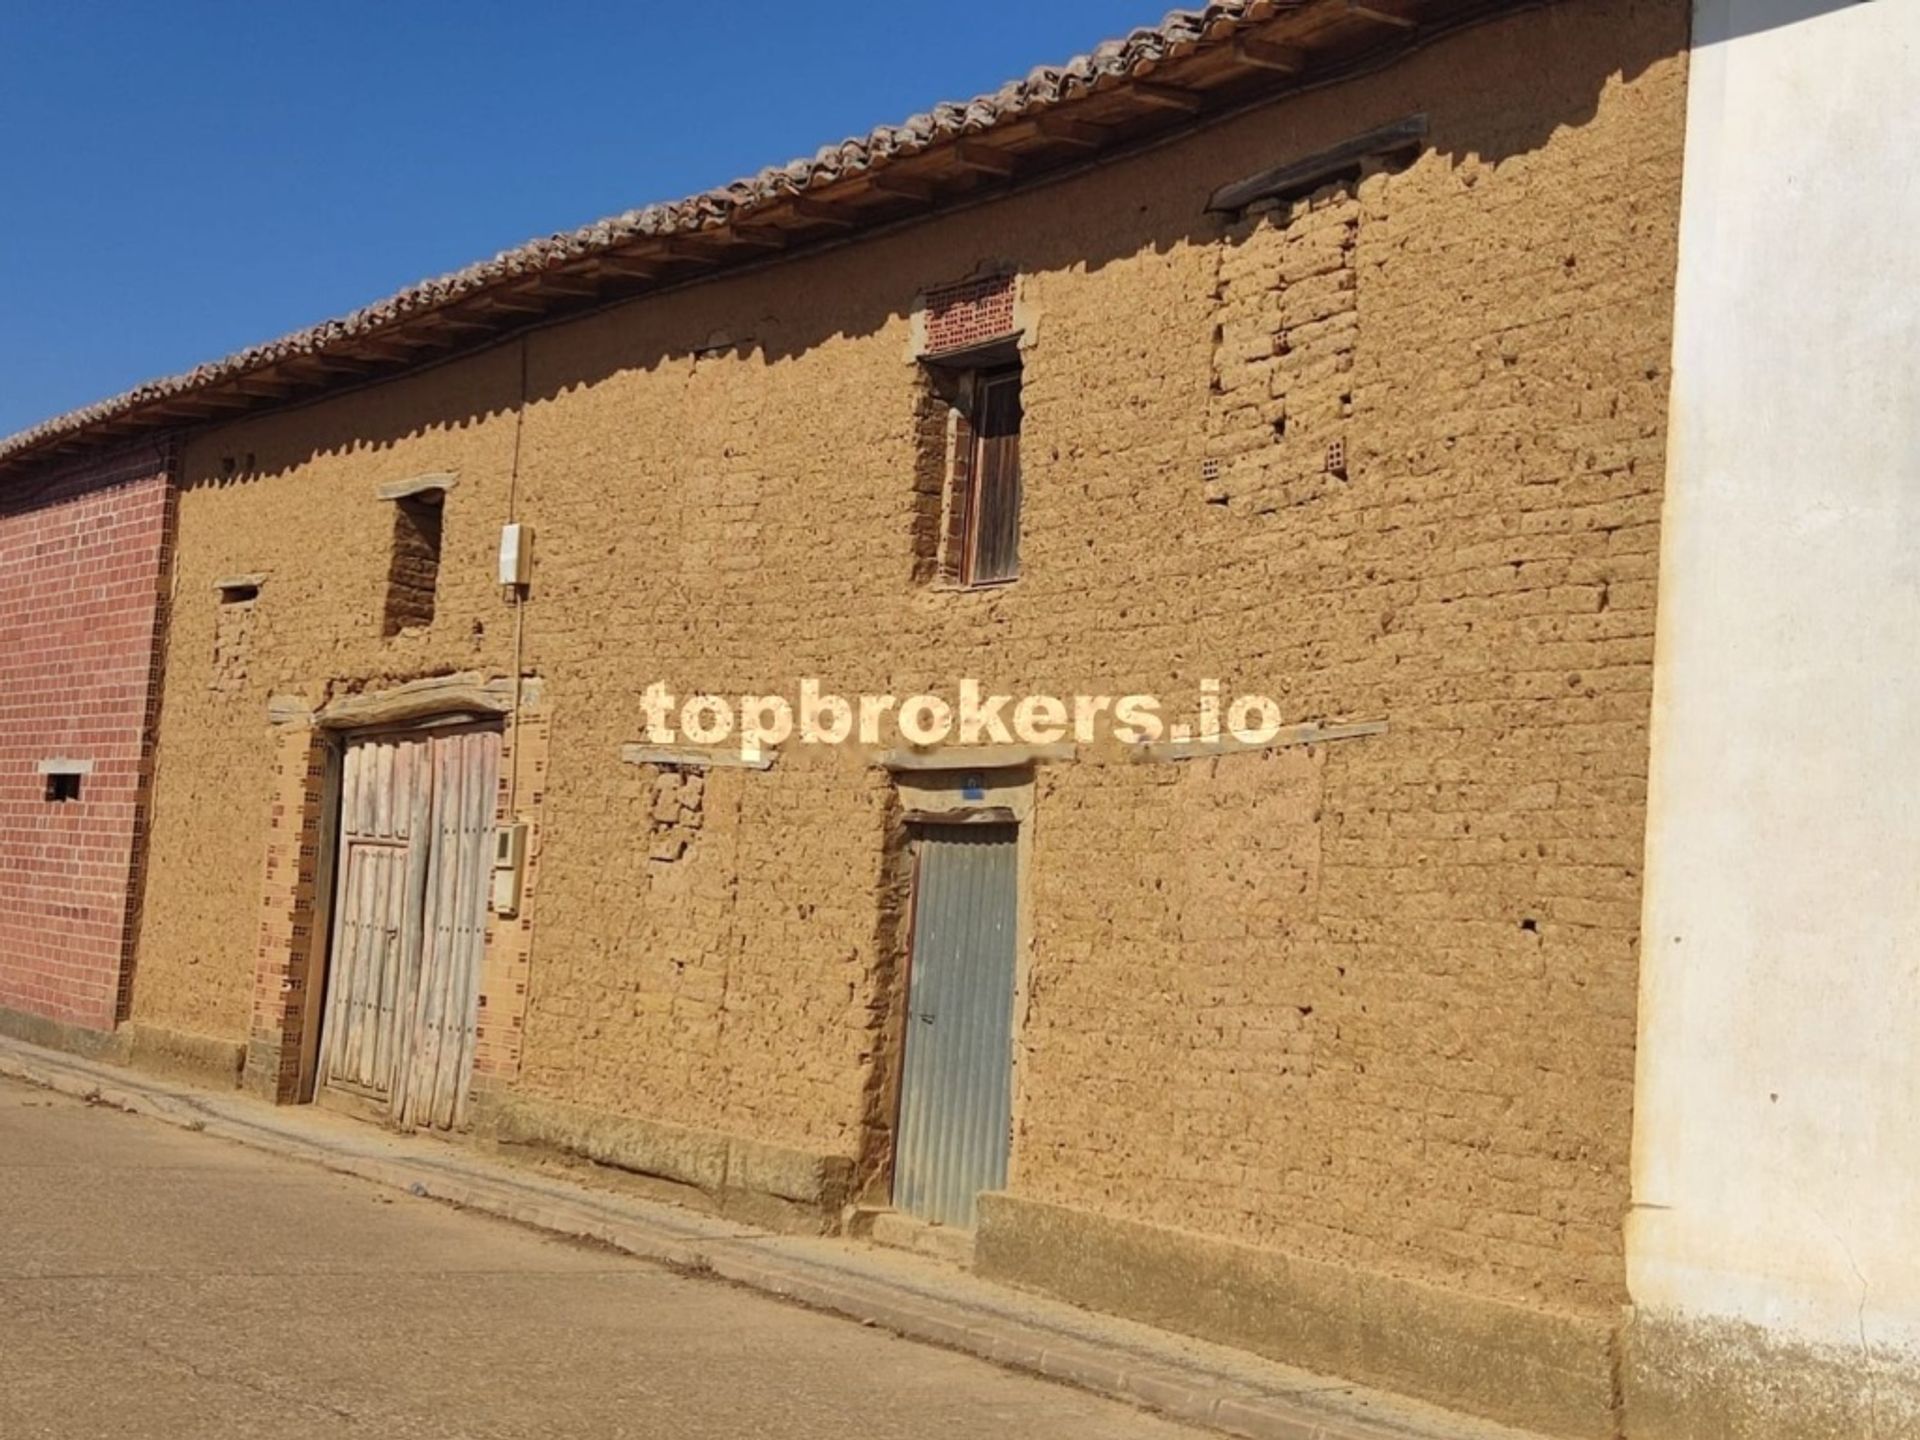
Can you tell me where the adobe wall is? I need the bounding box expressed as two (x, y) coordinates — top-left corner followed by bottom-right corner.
(129, 2), (1687, 1430)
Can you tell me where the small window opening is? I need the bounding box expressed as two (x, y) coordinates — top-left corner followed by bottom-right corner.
(46, 772), (82, 803)
(383, 492), (444, 636)
(959, 366), (1023, 586)
(212, 577), (262, 694)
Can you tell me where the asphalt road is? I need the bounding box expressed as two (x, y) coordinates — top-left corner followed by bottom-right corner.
(0, 1078), (1201, 1439)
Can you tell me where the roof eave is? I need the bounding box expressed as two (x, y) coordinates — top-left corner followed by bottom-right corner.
(0, 0), (1507, 481)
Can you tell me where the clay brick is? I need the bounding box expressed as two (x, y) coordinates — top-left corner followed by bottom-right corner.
(0, 444), (171, 1031)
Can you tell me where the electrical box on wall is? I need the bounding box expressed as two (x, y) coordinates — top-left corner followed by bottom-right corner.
(491, 822), (528, 916)
(498, 523), (532, 586)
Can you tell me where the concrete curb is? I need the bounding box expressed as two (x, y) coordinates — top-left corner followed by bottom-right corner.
(0, 1036), (1538, 1440)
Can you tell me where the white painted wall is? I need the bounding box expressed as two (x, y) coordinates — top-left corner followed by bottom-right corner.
(1631, 0), (1920, 1355)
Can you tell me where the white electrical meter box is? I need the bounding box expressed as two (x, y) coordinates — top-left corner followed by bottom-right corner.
(498, 522), (533, 586)
(491, 822), (528, 916)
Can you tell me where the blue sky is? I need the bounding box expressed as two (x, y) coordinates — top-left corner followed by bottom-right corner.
(0, 1), (1172, 438)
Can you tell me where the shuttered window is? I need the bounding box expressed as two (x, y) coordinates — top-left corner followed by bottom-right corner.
(963, 368), (1023, 586)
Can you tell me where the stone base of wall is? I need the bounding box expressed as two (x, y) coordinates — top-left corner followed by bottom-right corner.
(122, 1022), (245, 1090)
(975, 1192), (1621, 1440)
(0, 1004), (127, 1064)
(469, 1089), (854, 1235)
(0, 1009), (243, 1093)
(1624, 1307), (1920, 1440)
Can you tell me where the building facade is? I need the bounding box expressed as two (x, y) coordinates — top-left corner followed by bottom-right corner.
(1627, 1), (1920, 1434)
(1, 1), (1913, 1436)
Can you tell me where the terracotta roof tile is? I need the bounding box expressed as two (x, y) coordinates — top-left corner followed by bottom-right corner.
(0, 1), (1356, 470)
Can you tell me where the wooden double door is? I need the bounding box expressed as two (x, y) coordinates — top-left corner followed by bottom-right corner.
(316, 725), (500, 1129)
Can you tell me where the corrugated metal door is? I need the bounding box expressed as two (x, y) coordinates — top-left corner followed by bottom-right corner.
(893, 823), (1019, 1229)
(317, 726), (499, 1130)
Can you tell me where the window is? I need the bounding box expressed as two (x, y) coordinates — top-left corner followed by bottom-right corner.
(960, 368), (1023, 585)
(913, 273), (1024, 589)
(212, 576), (263, 694)
(39, 759), (90, 802)
(383, 491), (444, 635)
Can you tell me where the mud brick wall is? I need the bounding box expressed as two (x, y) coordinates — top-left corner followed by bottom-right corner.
(0, 444), (171, 1030)
(127, 0), (1686, 1318)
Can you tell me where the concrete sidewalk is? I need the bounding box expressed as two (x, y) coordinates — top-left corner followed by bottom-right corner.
(0, 1034), (1541, 1440)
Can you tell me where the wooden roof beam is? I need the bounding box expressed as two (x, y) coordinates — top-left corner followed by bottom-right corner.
(167, 390), (260, 413)
(466, 292), (549, 316)
(349, 337), (443, 364)
(412, 313), (498, 338)
(228, 378), (298, 400)
(514, 273), (600, 300)
(655, 237), (723, 265)
(589, 255), (663, 281)
(148, 401), (221, 422)
(1234, 38), (1307, 74)
(89, 415), (154, 435)
(789, 197), (858, 229)
(724, 223), (789, 251)
(1033, 114), (1106, 149)
(285, 353), (381, 377)
(1130, 82), (1203, 114)
(1347, 0), (1419, 28)
(869, 172), (936, 203)
(953, 142), (1017, 177)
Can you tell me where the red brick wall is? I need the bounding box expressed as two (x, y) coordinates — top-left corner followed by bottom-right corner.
(922, 273), (1016, 356)
(0, 444), (172, 1029)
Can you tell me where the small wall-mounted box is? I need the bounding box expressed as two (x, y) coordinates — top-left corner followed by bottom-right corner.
(491, 822), (528, 916)
(498, 522), (533, 586)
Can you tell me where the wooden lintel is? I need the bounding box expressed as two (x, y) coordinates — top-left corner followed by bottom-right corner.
(317, 674), (510, 731)
(900, 806), (1018, 827)
(789, 197), (857, 228)
(953, 141), (1017, 177)
(1129, 82), (1203, 114)
(878, 742), (1074, 772)
(1347, 0), (1419, 27)
(375, 471), (457, 502)
(1132, 719), (1388, 764)
(621, 742), (774, 772)
(869, 172), (936, 204)
(1033, 114), (1106, 149)
(1207, 113), (1429, 214)
(1234, 38), (1307, 73)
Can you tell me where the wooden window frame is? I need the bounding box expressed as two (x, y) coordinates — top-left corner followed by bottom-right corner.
(957, 365), (1023, 588)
